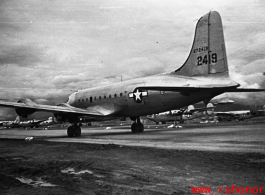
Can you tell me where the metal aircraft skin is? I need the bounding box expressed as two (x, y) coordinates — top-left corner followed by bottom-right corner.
(0, 11), (264, 137)
(147, 103), (214, 124)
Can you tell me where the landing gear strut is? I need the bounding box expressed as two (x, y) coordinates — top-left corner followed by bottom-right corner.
(172, 116), (182, 128)
(67, 122), (81, 137)
(131, 117), (144, 133)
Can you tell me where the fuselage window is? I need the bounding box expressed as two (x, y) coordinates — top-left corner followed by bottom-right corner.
(109, 94), (111, 98)
(104, 95), (106, 99)
(120, 93), (122, 97)
(90, 97), (92, 103)
(114, 94), (117, 98)
(99, 96), (101, 100)
(82, 99), (84, 102)
(94, 96), (96, 100)
(86, 98), (88, 102)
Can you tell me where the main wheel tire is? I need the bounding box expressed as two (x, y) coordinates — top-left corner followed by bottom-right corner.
(138, 123), (144, 133)
(67, 126), (75, 137)
(75, 126), (81, 137)
(131, 123), (138, 133)
(131, 123), (144, 133)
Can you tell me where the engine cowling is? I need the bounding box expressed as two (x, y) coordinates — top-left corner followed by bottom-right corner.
(15, 99), (37, 118)
(206, 103), (214, 115)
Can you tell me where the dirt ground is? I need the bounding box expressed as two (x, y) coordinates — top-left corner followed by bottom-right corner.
(0, 139), (264, 195)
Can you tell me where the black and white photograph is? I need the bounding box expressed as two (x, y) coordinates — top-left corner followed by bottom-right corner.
(0, 0), (265, 194)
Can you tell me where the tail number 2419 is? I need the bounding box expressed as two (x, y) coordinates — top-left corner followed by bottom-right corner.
(197, 53), (217, 66)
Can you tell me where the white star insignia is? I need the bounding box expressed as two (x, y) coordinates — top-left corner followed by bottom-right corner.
(134, 89), (142, 101)
(128, 89), (148, 103)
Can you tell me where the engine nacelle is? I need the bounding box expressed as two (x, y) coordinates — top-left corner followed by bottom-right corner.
(15, 99), (37, 118)
(206, 103), (214, 115)
(185, 105), (195, 115)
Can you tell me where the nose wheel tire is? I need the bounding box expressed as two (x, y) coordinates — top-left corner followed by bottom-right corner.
(75, 126), (81, 137)
(67, 126), (75, 137)
(67, 125), (81, 137)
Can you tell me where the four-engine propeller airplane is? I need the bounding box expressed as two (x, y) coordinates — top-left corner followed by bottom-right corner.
(147, 103), (215, 125)
(215, 105), (265, 121)
(0, 11), (264, 137)
(0, 116), (46, 128)
(0, 116), (21, 128)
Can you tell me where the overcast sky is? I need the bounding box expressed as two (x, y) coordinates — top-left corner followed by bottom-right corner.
(0, 0), (265, 118)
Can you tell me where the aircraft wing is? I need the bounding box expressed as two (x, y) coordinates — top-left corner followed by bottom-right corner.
(215, 112), (234, 116)
(189, 106), (215, 113)
(215, 111), (245, 116)
(0, 100), (109, 116)
(139, 86), (227, 92)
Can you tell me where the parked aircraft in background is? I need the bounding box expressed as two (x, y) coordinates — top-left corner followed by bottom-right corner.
(147, 103), (214, 125)
(0, 116), (21, 128)
(215, 105), (265, 121)
(19, 118), (47, 128)
(0, 116), (58, 129)
(38, 117), (58, 127)
(0, 11), (264, 137)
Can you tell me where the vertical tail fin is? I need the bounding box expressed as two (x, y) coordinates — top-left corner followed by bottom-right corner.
(174, 11), (228, 77)
(14, 116), (20, 123)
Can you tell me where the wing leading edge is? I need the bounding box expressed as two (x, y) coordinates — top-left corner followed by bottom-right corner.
(188, 106), (215, 113)
(0, 100), (107, 116)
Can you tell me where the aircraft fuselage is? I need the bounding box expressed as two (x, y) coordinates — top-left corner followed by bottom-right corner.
(68, 74), (236, 117)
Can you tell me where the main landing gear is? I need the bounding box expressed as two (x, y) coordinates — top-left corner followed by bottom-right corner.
(131, 117), (144, 133)
(170, 117), (182, 128)
(67, 123), (81, 137)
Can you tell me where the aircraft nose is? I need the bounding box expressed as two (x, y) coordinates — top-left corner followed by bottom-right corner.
(67, 92), (77, 105)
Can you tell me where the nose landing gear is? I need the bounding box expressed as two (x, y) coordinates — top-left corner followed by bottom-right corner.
(67, 123), (81, 137)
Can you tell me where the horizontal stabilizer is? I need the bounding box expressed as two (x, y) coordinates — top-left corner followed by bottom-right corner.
(226, 88), (265, 92)
(138, 86), (238, 92)
(137, 86), (265, 93)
